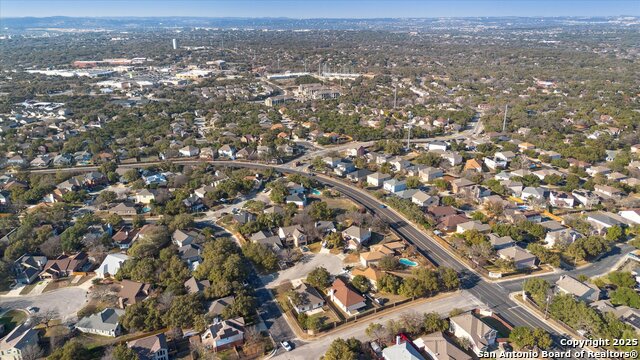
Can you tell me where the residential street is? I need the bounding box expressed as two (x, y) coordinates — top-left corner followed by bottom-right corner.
(272, 291), (483, 359)
(261, 252), (347, 289)
(0, 287), (89, 322)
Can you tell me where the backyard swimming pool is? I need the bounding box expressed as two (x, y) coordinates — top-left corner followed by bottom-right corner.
(399, 258), (418, 267)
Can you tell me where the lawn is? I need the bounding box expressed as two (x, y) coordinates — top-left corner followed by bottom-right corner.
(0, 310), (28, 335)
(19, 283), (38, 295)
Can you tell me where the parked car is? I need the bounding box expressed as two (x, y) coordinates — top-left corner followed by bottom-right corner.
(281, 341), (293, 352)
(27, 306), (38, 314)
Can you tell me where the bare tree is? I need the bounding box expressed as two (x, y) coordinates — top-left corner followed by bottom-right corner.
(33, 309), (60, 329)
(20, 343), (43, 360)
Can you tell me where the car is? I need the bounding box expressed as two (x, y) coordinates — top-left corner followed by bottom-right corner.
(379, 204), (386, 209)
(281, 341), (293, 352)
(27, 306), (38, 314)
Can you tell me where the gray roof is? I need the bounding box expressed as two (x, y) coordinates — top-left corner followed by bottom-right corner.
(76, 308), (124, 332)
(382, 342), (425, 360)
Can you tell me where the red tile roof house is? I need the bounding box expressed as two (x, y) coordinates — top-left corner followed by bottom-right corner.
(327, 278), (366, 316)
(39, 252), (88, 280)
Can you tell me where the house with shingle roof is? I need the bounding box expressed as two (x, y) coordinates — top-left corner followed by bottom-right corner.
(127, 333), (169, 360)
(449, 313), (497, 355)
(415, 331), (471, 360)
(201, 317), (245, 351)
(75, 308), (125, 337)
(328, 278), (366, 316)
(0, 323), (40, 359)
(555, 275), (600, 303)
(289, 284), (325, 313)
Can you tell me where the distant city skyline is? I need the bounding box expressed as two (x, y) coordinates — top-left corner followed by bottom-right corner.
(1, 0), (638, 18)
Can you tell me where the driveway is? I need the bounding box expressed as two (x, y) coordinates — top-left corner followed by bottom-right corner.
(261, 252), (345, 289)
(273, 291), (483, 359)
(0, 287), (89, 322)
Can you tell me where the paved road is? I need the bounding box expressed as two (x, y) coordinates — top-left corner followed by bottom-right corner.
(0, 287), (89, 322)
(261, 252), (346, 289)
(499, 243), (635, 293)
(273, 291), (482, 359)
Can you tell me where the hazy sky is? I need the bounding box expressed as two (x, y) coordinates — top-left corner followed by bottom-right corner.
(1, 0), (638, 18)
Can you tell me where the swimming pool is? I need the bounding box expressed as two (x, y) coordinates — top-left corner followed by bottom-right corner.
(399, 258), (418, 267)
(311, 188), (322, 195)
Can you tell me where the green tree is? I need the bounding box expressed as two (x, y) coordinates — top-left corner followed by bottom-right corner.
(323, 338), (360, 360)
(423, 312), (448, 333)
(48, 340), (91, 360)
(438, 267), (460, 291)
(121, 299), (165, 332)
(105, 213), (124, 227)
(306, 267), (331, 289)
(610, 287), (640, 308)
(605, 225), (624, 242)
(165, 294), (205, 330)
(308, 201), (333, 221)
(242, 242), (278, 272)
(351, 275), (370, 293)
(399, 277), (426, 298)
(523, 278), (550, 307)
(405, 176), (421, 188)
(608, 271), (636, 288)
(377, 273), (402, 294)
(378, 255), (400, 271)
(111, 344), (138, 360)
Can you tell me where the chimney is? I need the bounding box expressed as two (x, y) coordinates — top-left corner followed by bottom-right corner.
(396, 335), (402, 345)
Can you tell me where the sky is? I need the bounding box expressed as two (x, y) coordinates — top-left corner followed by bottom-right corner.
(1, 0), (638, 18)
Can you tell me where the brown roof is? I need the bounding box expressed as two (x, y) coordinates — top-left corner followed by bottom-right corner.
(127, 333), (167, 360)
(428, 206), (458, 218)
(330, 278), (364, 307)
(351, 267), (383, 282)
(42, 252), (87, 275)
(437, 214), (469, 229)
(118, 280), (151, 306)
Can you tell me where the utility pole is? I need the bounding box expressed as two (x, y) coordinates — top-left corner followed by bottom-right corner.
(502, 104), (508, 133)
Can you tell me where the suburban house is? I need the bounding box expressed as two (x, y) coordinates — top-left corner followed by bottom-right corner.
(288, 283), (325, 313)
(127, 333), (169, 360)
(0, 323), (40, 360)
(250, 230), (283, 251)
(112, 227), (139, 250)
(414, 331), (471, 360)
(96, 253), (129, 278)
(618, 209), (640, 225)
(172, 229), (198, 247)
(13, 254), (47, 284)
(118, 280), (152, 308)
(278, 225), (307, 247)
(217, 145), (236, 159)
(367, 172), (391, 187)
(383, 179), (407, 193)
(549, 191), (576, 208)
(201, 317), (245, 351)
(594, 184), (624, 199)
(555, 275), (600, 303)
(327, 278), (366, 316)
(449, 313), (497, 355)
(437, 214), (470, 232)
(178, 243), (203, 270)
(456, 221), (491, 234)
(285, 193), (307, 208)
(521, 187), (547, 201)
(184, 276), (211, 295)
(487, 234), (514, 250)
(208, 296), (236, 318)
(346, 169), (372, 183)
(411, 190), (438, 207)
(134, 189), (156, 204)
(497, 246), (537, 270)
(382, 340), (425, 360)
(40, 252), (88, 279)
(108, 203), (137, 216)
(586, 212), (629, 234)
(342, 225), (372, 249)
(451, 178), (475, 194)
(75, 308), (125, 337)
(419, 167), (444, 182)
(179, 145), (200, 157)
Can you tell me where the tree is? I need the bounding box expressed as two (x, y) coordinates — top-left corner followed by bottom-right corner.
(413, 268), (439, 295)
(399, 277), (426, 298)
(306, 267), (331, 289)
(378, 255), (400, 271)
(165, 294), (205, 330)
(132, 214), (146, 229)
(121, 299), (165, 332)
(97, 191), (117, 204)
(438, 267), (460, 291)
(242, 242), (278, 272)
(351, 275), (370, 293)
(606, 225), (625, 242)
(106, 344), (138, 360)
(523, 278), (550, 307)
(267, 181), (288, 204)
(405, 176), (421, 188)
(323, 338), (360, 360)
(377, 273), (402, 294)
(324, 232), (343, 249)
(20, 343), (43, 360)
(365, 322), (386, 342)
(509, 327), (552, 350)
(610, 287), (640, 308)
(48, 340), (91, 360)
(608, 272), (636, 288)
(423, 312), (448, 333)
(0, 260), (13, 290)
(123, 169), (140, 183)
(105, 213), (123, 227)
(308, 201), (333, 221)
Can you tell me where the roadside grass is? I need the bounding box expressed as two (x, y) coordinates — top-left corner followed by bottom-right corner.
(19, 283), (38, 295)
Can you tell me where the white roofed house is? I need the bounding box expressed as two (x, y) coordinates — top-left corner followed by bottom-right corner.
(618, 209), (640, 225)
(411, 190), (438, 208)
(521, 187), (547, 202)
(549, 191), (575, 208)
(217, 144), (236, 159)
(342, 225), (372, 249)
(179, 145), (200, 157)
(383, 179), (406, 193)
(586, 211), (629, 234)
(96, 253), (129, 278)
(594, 184), (624, 199)
(555, 275), (600, 303)
(449, 313), (497, 355)
(367, 172), (391, 187)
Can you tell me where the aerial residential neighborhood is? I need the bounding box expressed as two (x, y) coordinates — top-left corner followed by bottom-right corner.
(0, 1), (639, 360)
